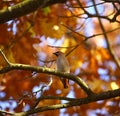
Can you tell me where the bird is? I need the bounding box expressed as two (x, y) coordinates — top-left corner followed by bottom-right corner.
(53, 51), (70, 88)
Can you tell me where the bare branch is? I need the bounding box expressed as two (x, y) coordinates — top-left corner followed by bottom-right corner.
(0, 49), (10, 65)
(101, 0), (120, 3)
(91, 0), (120, 69)
(0, 51), (93, 96)
(11, 88), (120, 116)
(0, 0), (68, 24)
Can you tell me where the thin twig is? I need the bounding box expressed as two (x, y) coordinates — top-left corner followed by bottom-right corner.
(92, 0), (120, 69)
(0, 49), (11, 65)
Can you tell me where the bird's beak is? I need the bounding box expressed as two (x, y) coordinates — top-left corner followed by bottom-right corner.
(53, 52), (57, 56)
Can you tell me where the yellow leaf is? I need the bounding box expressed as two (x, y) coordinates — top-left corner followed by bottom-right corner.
(111, 82), (119, 90)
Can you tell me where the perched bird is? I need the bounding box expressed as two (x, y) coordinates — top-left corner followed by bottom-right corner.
(53, 51), (70, 88)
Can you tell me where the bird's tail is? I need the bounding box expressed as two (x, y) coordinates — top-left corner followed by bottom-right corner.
(61, 78), (69, 88)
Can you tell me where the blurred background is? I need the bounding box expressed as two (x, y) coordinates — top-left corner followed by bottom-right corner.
(0, 0), (120, 115)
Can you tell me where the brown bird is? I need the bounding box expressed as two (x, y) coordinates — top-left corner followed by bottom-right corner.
(53, 51), (70, 88)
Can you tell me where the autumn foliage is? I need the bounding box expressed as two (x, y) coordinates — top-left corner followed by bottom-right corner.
(0, 0), (120, 116)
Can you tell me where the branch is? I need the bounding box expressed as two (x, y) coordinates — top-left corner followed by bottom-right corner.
(0, 49), (10, 64)
(6, 88), (120, 116)
(0, 50), (93, 96)
(91, 0), (120, 69)
(0, 0), (67, 24)
(101, 0), (120, 3)
(31, 95), (77, 109)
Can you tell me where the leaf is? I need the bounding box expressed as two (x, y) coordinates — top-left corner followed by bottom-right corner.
(43, 7), (51, 15)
